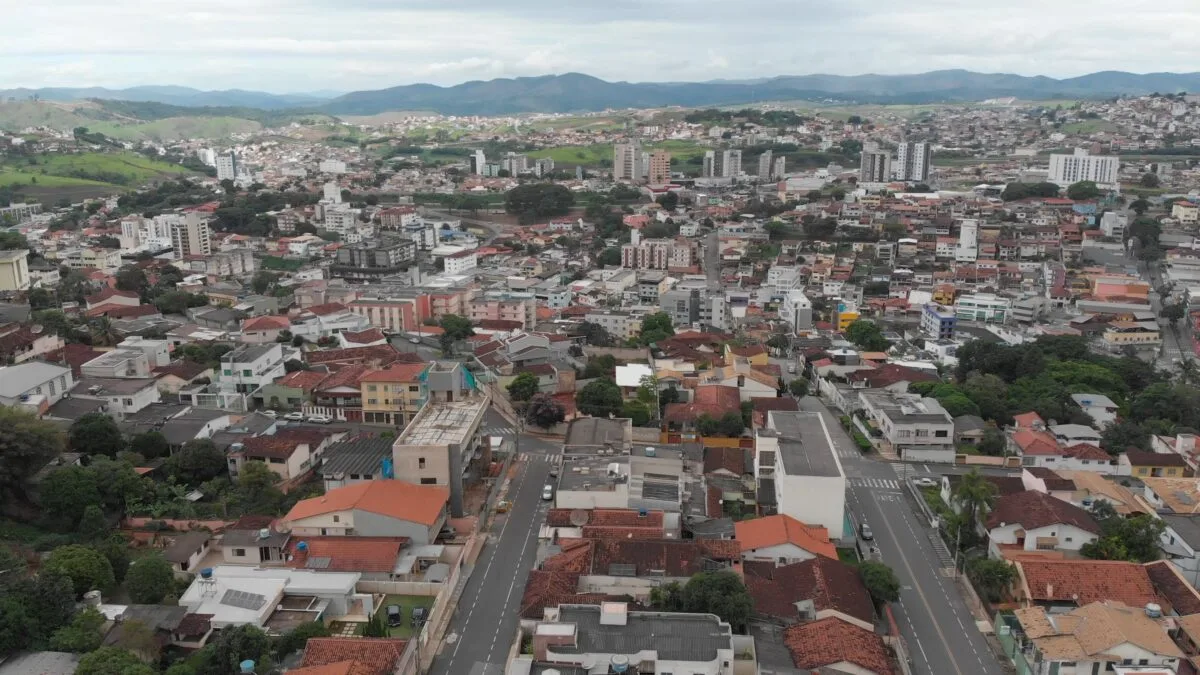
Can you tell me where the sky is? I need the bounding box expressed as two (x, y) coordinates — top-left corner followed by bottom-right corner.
(6, 0), (1200, 93)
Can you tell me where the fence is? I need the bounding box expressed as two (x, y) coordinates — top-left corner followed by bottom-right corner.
(356, 580), (443, 596)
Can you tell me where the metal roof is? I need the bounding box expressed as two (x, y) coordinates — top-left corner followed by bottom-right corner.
(551, 605), (732, 663)
(319, 436), (394, 479)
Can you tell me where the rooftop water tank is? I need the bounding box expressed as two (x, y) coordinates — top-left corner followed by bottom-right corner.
(200, 568), (214, 579)
(240, 660), (255, 674)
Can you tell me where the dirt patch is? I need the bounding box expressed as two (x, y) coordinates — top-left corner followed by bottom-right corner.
(462, 482), (490, 515)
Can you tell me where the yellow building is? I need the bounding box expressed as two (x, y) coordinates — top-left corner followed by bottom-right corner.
(834, 302), (860, 332)
(0, 249), (30, 291)
(723, 343), (769, 367)
(360, 362), (430, 427)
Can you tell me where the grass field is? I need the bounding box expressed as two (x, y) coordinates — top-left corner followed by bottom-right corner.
(1060, 119), (1116, 134)
(377, 595), (436, 639)
(0, 151), (192, 201)
(90, 116), (263, 142)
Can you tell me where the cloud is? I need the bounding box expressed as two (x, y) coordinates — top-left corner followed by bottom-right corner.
(2, 0), (1200, 92)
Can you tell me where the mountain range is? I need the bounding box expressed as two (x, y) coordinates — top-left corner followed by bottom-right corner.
(7, 70), (1200, 116)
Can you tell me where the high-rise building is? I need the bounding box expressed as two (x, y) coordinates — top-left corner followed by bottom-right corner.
(720, 149), (742, 178)
(215, 152), (238, 181)
(323, 182), (342, 203)
(758, 150), (774, 180)
(955, 219), (979, 262)
(773, 156), (786, 180)
(702, 151), (716, 178)
(1048, 149), (1119, 189)
(859, 151), (892, 183)
(647, 150), (671, 184)
(501, 152), (528, 175)
(613, 141), (642, 181)
(171, 213), (212, 259)
(895, 142), (931, 182)
(469, 150), (486, 175)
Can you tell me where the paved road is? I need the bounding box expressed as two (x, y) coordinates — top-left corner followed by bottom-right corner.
(797, 397), (1003, 675)
(427, 410), (558, 675)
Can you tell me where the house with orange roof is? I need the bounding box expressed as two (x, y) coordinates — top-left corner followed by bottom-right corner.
(240, 314), (291, 344)
(735, 514), (837, 564)
(295, 637), (411, 675)
(282, 479), (449, 545)
(359, 362), (430, 427)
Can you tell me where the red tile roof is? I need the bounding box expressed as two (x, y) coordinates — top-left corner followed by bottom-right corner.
(663, 385), (741, 423)
(704, 446), (748, 476)
(1014, 411), (1046, 428)
(315, 364), (370, 392)
(240, 428), (335, 459)
(242, 315), (291, 331)
(1146, 560), (1200, 615)
(358, 362), (427, 383)
(783, 617), (895, 674)
(285, 536), (408, 573)
(545, 508), (665, 530)
(735, 514), (837, 560)
(744, 558), (874, 625)
(306, 344), (405, 367)
(85, 288), (138, 305)
(985, 491), (1100, 533)
(277, 369), (331, 392)
(152, 361), (208, 380)
(300, 638), (407, 675)
(846, 363), (938, 388)
(85, 302), (159, 319)
(518, 569), (618, 619)
(284, 480), (449, 526)
(305, 302), (349, 316)
(340, 328), (386, 344)
(1012, 428), (1061, 456)
(1018, 559), (1164, 608)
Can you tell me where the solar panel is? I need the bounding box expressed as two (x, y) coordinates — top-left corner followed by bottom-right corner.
(306, 557), (332, 569)
(220, 589), (267, 610)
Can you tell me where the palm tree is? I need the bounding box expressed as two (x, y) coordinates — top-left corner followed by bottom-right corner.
(953, 469), (998, 533)
(1179, 358), (1199, 386)
(89, 316), (119, 347)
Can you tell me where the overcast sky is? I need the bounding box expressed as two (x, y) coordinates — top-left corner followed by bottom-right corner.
(6, 0), (1200, 93)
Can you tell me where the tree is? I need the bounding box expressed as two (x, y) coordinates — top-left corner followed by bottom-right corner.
(1100, 420), (1150, 454)
(1066, 180), (1101, 201)
(125, 554), (176, 604)
(577, 321), (614, 347)
(1161, 301), (1187, 327)
(504, 183), (574, 223)
(637, 312), (675, 345)
(362, 613), (390, 638)
(114, 266), (148, 295)
(650, 571), (753, 631)
(718, 411), (745, 437)
(597, 247), (622, 266)
(43, 545), (115, 597)
(859, 561), (901, 606)
(250, 270), (280, 294)
(845, 319), (889, 351)
(76, 647), (156, 675)
(128, 431), (170, 460)
(198, 624), (270, 674)
(438, 314), (474, 354)
(166, 439), (227, 485)
(577, 379), (624, 418)
(69, 413), (126, 458)
(967, 558), (1017, 602)
(77, 505), (109, 541)
(1140, 173), (1161, 188)
(582, 354), (617, 379)
(49, 607), (106, 653)
(788, 378), (809, 397)
(1082, 511), (1165, 563)
(952, 469), (997, 535)
(93, 535), (132, 583)
(525, 394), (566, 429)
(155, 289), (205, 315)
(0, 406), (66, 506)
(621, 400), (651, 426)
(273, 621), (331, 658)
(40, 466), (102, 530)
(1130, 197), (1151, 215)
(507, 372), (540, 402)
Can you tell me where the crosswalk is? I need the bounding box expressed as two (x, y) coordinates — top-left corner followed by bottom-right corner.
(848, 477), (901, 491)
(835, 445), (861, 460)
(482, 426), (516, 436)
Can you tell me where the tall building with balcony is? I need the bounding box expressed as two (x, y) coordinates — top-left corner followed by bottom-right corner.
(170, 213), (212, 259)
(895, 141), (931, 182)
(647, 150), (671, 184)
(613, 141), (642, 181)
(360, 362), (430, 427)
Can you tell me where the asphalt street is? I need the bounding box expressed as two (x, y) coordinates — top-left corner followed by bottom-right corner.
(427, 410), (558, 675)
(796, 397), (1004, 675)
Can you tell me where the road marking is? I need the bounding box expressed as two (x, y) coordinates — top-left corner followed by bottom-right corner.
(922, 464), (931, 473)
(873, 494), (967, 675)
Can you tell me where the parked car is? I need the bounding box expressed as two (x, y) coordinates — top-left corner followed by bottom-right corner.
(495, 500), (512, 513)
(386, 605), (402, 627)
(306, 414), (333, 424)
(411, 607), (428, 626)
(409, 337), (421, 344)
(283, 412), (305, 421)
(260, 409), (278, 418)
(542, 484), (554, 501)
(914, 477), (938, 488)
(860, 522), (873, 541)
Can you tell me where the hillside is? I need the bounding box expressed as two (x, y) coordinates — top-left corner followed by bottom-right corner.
(0, 85), (331, 109)
(0, 150), (192, 201)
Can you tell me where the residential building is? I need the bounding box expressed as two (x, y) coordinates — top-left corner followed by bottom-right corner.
(896, 141), (931, 182)
(178, 565), (361, 631)
(61, 247), (122, 272)
(613, 141), (642, 181)
(859, 150), (892, 183)
(1005, 602), (1183, 675)
(469, 149), (486, 175)
(318, 436), (395, 491)
(920, 303), (957, 340)
(0, 202), (41, 224)
(318, 159), (346, 174)
(858, 391), (954, 462)
(1101, 211), (1128, 238)
(743, 558), (874, 629)
(720, 148), (742, 178)
(956, 219), (979, 262)
(171, 213), (212, 259)
(735, 514), (837, 564)
(391, 394), (489, 517)
(360, 362), (429, 427)
(377, 206), (418, 229)
(985, 490), (1100, 558)
(214, 151), (238, 181)
(282, 479), (449, 544)
(779, 289), (813, 332)
(468, 290), (536, 329)
(218, 344), (286, 394)
(1049, 148), (1120, 189)
(773, 155), (786, 179)
(229, 427), (343, 483)
(953, 293), (1011, 322)
(783, 617), (896, 675)
(584, 310), (645, 341)
(647, 150), (671, 184)
(0, 249), (30, 291)
(757, 149), (774, 180)
(0, 361), (73, 408)
(72, 376), (161, 418)
(333, 240), (416, 280)
(443, 249), (478, 275)
(702, 150), (716, 177)
(755, 411), (847, 538)
(520, 603), (743, 675)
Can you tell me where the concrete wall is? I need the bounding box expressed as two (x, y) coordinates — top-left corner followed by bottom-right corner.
(777, 474), (845, 539)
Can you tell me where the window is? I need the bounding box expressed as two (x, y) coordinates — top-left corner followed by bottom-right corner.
(234, 548), (246, 557)
(367, 398), (377, 405)
(224, 369), (232, 376)
(332, 515), (340, 523)
(934, 430), (948, 438)
(420, 477), (437, 485)
(409, 385), (420, 392)
(48, 381), (55, 395)
(124, 398), (133, 406)
(368, 384), (377, 392)
(35, 386), (42, 394)
(243, 369), (252, 377)
(418, 457), (426, 469)
(915, 429), (929, 438)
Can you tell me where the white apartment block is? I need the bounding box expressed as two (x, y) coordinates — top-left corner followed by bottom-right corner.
(584, 310), (646, 340)
(956, 219), (979, 262)
(1048, 149), (1119, 190)
(954, 293), (1011, 322)
(215, 152), (238, 181)
(171, 213), (212, 259)
(613, 142), (642, 181)
(1100, 211), (1127, 238)
(895, 142), (931, 182)
(319, 159), (347, 174)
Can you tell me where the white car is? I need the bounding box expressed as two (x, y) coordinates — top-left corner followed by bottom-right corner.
(260, 410), (278, 418)
(306, 414), (333, 424)
(542, 485), (554, 501)
(283, 412), (305, 421)
(914, 477), (938, 488)
(409, 337), (421, 344)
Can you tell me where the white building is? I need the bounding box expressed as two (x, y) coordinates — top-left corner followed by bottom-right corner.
(1100, 211), (1127, 239)
(179, 566), (364, 631)
(755, 411), (846, 538)
(215, 151), (238, 181)
(778, 289), (813, 332)
(613, 141), (642, 181)
(858, 390), (955, 463)
(319, 159), (347, 175)
(442, 250), (478, 275)
(1048, 149), (1119, 190)
(985, 491), (1100, 558)
(956, 219), (979, 262)
(954, 293), (1011, 322)
(895, 142), (931, 182)
(0, 361), (73, 407)
(171, 213), (212, 259)
(218, 344), (286, 394)
(859, 150), (892, 183)
(323, 182), (342, 203)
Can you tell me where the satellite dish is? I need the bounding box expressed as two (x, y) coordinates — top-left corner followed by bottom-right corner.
(569, 509), (589, 527)
(29, 324), (43, 334)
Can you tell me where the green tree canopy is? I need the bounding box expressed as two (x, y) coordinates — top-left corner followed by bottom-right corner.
(577, 379), (624, 419)
(637, 312), (675, 345)
(649, 571), (754, 631)
(69, 413), (126, 457)
(75, 647), (156, 675)
(504, 183), (575, 223)
(166, 439), (227, 485)
(597, 247), (622, 266)
(128, 431), (171, 460)
(40, 465), (103, 530)
(506, 372), (540, 402)
(858, 561), (901, 605)
(1066, 180), (1101, 201)
(43, 545), (115, 597)
(125, 554), (176, 604)
(0, 406), (66, 506)
(49, 607), (106, 653)
(845, 319), (889, 351)
(525, 393), (566, 430)
(788, 377), (809, 397)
